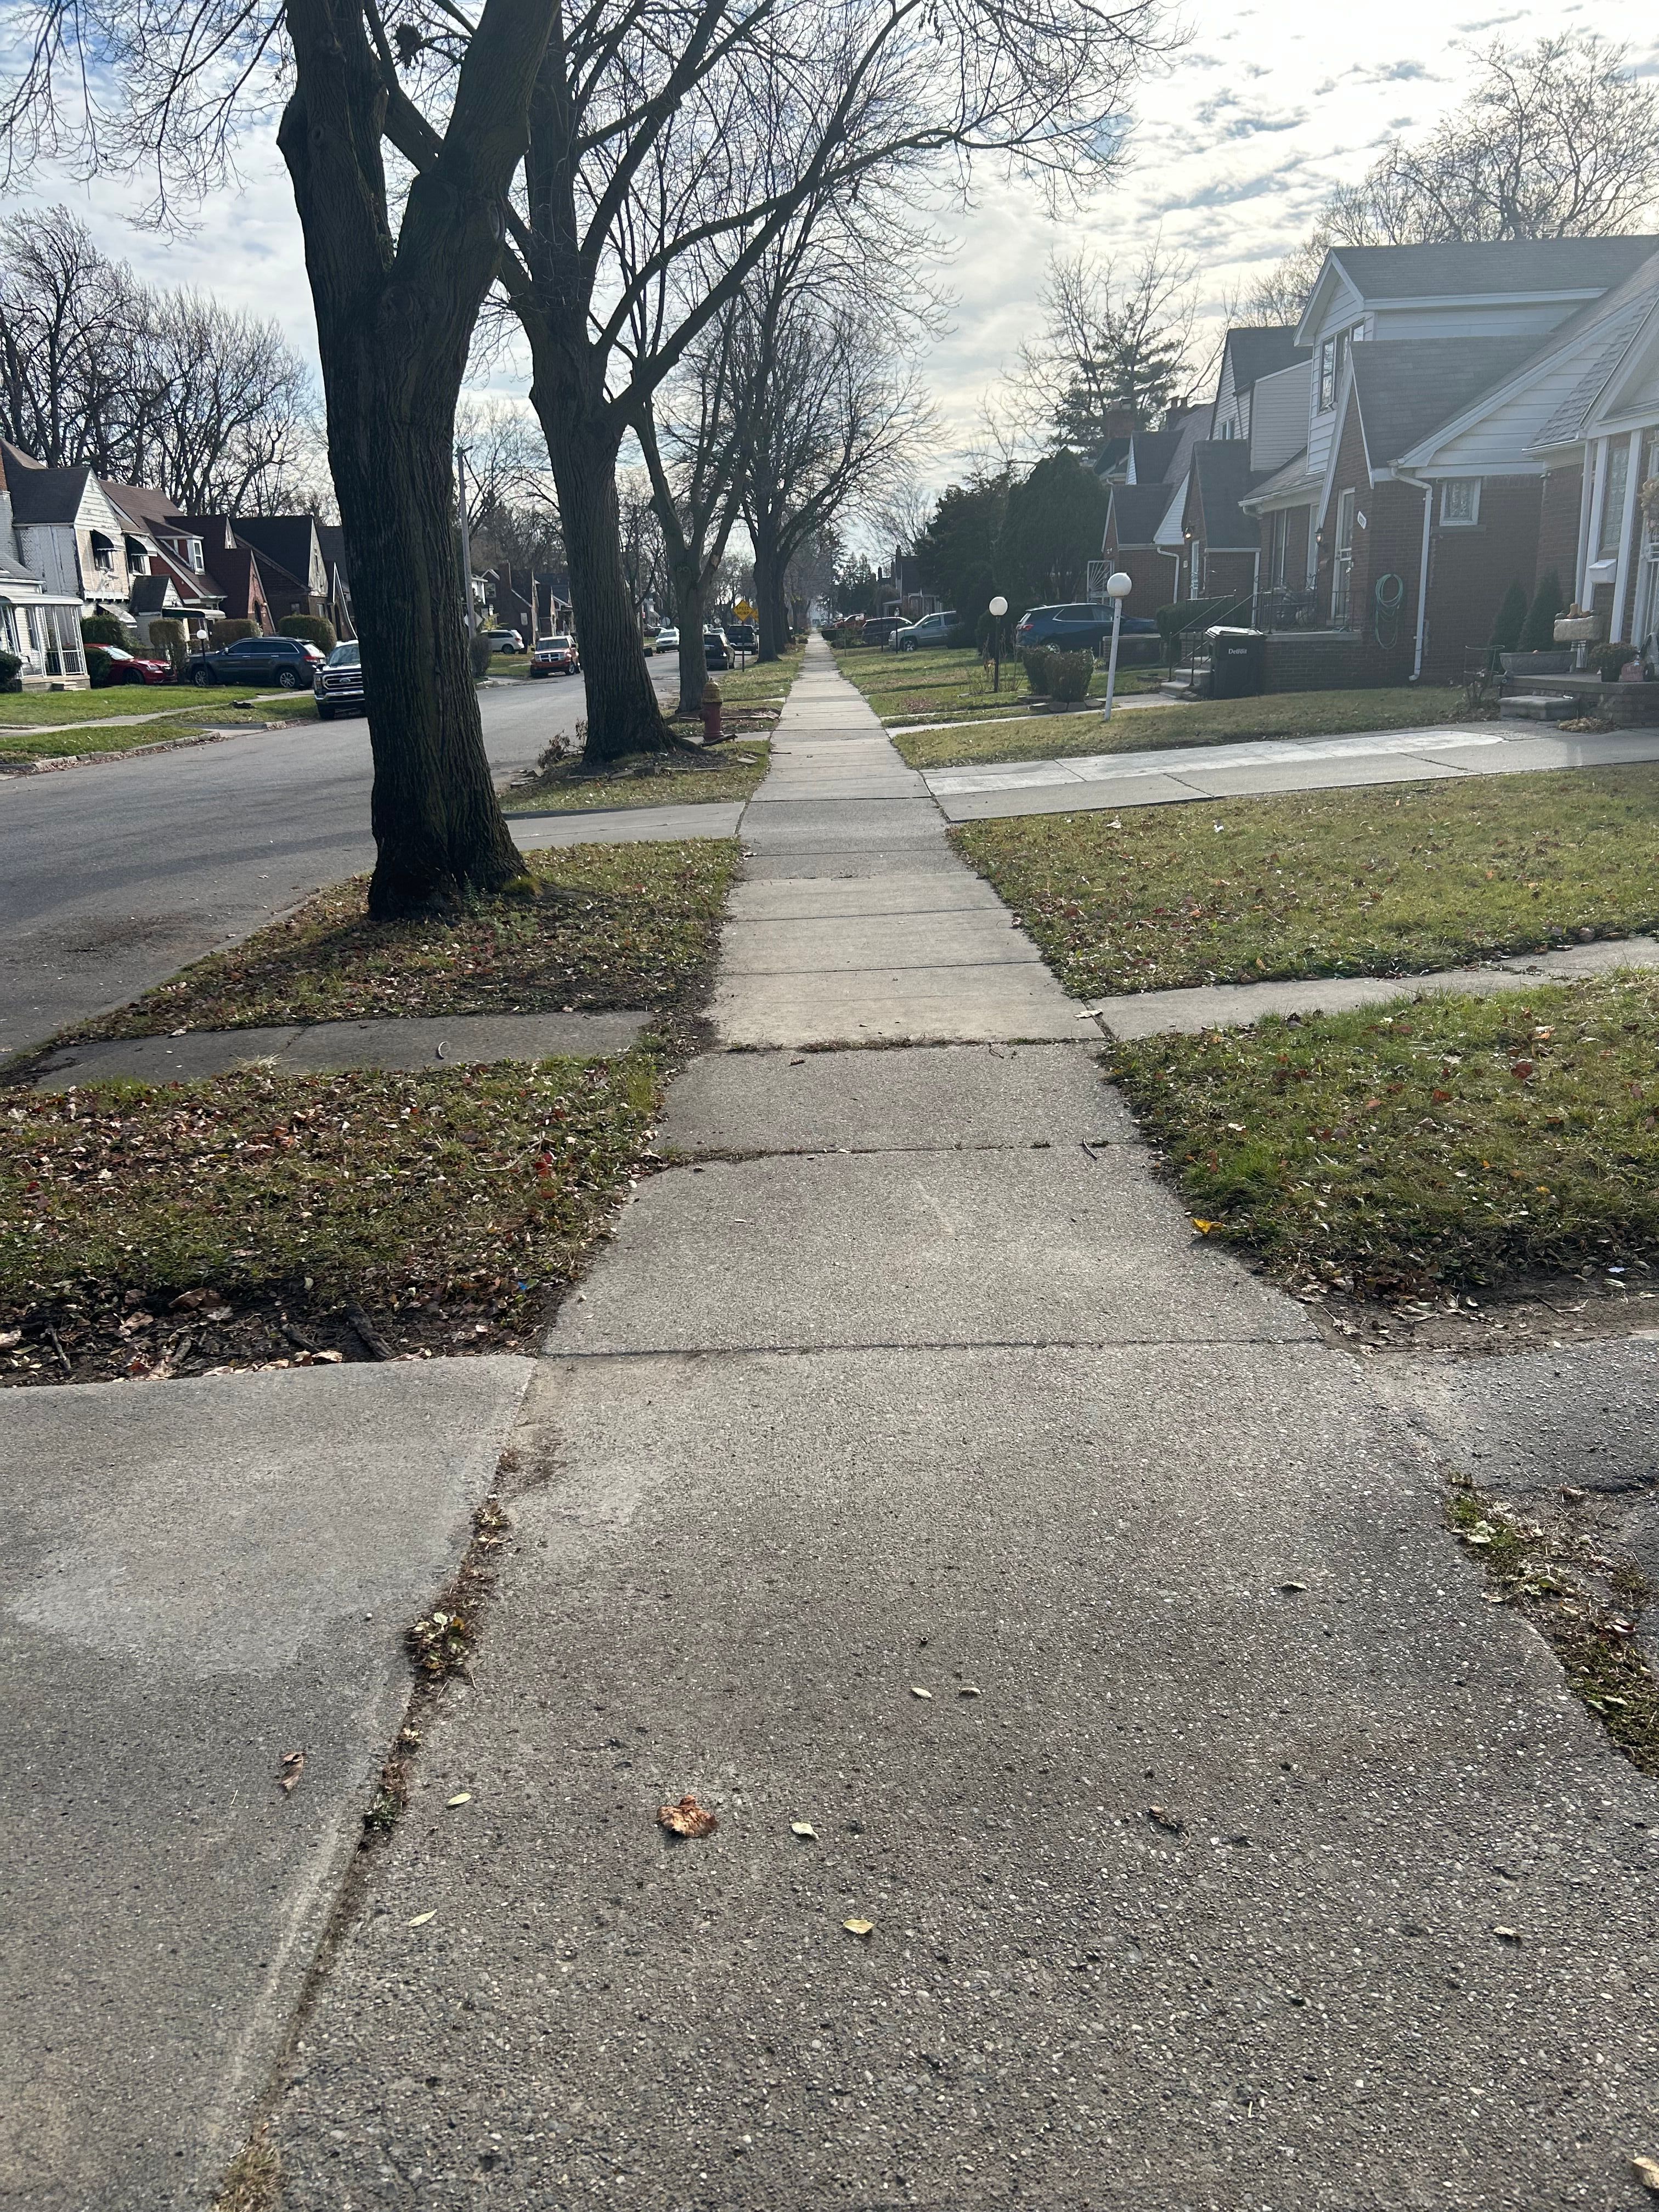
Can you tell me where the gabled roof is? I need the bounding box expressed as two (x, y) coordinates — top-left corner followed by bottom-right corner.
(1104, 482), (1173, 547)
(315, 524), (349, 586)
(1090, 435), (1132, 480)
(3, 454), (94, 524)
(1223, 327), (1305, 394)
(232, 515), (323, 591)
(1238, 448), (1324, 512)
(1329, 237), (1659, 302)
(1190, 442), (1262, 550)
(1529, 262), (1659, 449)
(1347, 338), (1543, 466)
(1127, 428), (1181, 481)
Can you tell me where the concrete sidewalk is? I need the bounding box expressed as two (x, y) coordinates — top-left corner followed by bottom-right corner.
(264, 637), (1659, 2209)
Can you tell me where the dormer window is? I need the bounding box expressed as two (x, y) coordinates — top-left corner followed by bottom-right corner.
(187, 538), (204, 571)
(89, 529), (117, 574)
(1318, 337), (1337, 413)
(125, 535), (150, 573)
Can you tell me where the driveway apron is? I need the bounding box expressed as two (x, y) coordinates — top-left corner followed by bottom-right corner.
(272, 639), (1658, 2210)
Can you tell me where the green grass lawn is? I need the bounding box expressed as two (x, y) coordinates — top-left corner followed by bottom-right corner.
(0, 686), (315, 760)
(953, 765), (1659, 998)
(1112, 972), (1659, 1298)
(829, 640), (1162, 729)
(893, 682), (1479, 771)
(0, 680), (285, 726)
(713, 642), (803, 707)
(505, 742), (769, 813)
(71, 839), (740, 1037)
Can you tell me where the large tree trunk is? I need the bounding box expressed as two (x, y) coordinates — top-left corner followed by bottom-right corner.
(753, 522), (783, 662)
(673, 566), (709, 717)
(530, 383), (673, 766)
(278, 0), (540, 919)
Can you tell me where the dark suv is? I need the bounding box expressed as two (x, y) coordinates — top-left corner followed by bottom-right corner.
(187, 634), (326, 690)
(313, 641), (364, 719)
(1014, 602), (1159, 658)
(703, 628), (732, 670)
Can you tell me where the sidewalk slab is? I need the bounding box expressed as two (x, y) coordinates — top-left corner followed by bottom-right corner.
(1090, 934), (1659, 1038)
(716, 909), (1043, 977)
(509, 800), (743, 847)
(1, 1356), (533, 2211)
(712, 963), (1089, 1047)
(26, 1009), (651, 1090)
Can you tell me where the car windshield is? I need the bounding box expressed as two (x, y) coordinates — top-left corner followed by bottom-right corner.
(539, 636), (571, 649)
(326, 644), (360, 666)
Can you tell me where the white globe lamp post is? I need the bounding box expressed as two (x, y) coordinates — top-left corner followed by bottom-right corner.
(988, 593), (1009, 691)
(1100, 571), (1133, 723)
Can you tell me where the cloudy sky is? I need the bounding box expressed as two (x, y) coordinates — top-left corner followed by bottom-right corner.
(19, 0), (1659, 492)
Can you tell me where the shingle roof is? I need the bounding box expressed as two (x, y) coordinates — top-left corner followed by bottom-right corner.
(1105, 483), (1172, 546)
(1192, 442), (1263, 550)
(1330, 238), (1659, 302)
(1225, 328), (1305, 392)
(232, 515), (321, 590)
(4, 458), (92, 523)
(1529, 264), (1659, 449)
(1349, 338), (1543, 465)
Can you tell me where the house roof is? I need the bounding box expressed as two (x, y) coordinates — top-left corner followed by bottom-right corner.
(1328, 237), (1659, 303)
(315, 524), (349, 585)
(1090, 435), (1132, 480)
(1105, 482), (1175, 547)
(1224, 327), (1305, 394)
(1239, 448), (1323, 511)
(232, 515), (321, 590)
(1191, 442), (1263, 550)
(3, 455), (93, 524)
(129, 573), (182, 614)
(1348, 338), (1544, 466)
(1528, 257), (1659, 449)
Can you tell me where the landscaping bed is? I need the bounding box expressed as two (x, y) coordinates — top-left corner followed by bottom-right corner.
(64, 839), (740, 1037)
(829, 640), (1160, 730)
(895, 681), (1477, 771)
(953, 765), (1659, 997)
(505, 741), (769, 813)
(1110, 972), (1659, 1316)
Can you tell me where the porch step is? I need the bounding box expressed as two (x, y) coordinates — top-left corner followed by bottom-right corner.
(1161, 663), (1209, 701)
(1499, 692), (1576, 724)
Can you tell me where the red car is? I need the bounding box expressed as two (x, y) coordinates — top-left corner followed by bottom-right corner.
(95, 643), (174, 685)
(529, 633), (580, 677)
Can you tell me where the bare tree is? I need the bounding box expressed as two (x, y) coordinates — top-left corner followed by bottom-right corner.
(1250, 35), (1659, 324)
(2, 0), (560, 918)
(1019, 241), (1198, 447)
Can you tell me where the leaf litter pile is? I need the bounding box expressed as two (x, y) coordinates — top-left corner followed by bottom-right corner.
(1113, 973), (1659, 1300)
(952, 765), (1659, 998)
(69, 838), (738, 1039)
(1, 1054), (658, 1385)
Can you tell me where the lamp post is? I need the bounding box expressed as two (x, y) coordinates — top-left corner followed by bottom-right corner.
(1099, 571), (1133, 724)
(988, 593), (1008, 691)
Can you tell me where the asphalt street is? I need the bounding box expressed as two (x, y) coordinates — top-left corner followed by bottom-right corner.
(0, 666), (675, 1058)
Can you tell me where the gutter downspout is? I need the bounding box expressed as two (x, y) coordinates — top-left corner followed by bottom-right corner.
(1411, 477), (1432, 680)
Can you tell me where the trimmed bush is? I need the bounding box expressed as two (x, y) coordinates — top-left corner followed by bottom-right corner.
(149, 618), (187, 674)
(86, 645), (117, 686)
(1519, 569), (1564, 653)
(210, 617), (259, 649)
(81, 612), (128, 647)
(1020, 646), (1054, 696)
(0, 647), (22, 690)
(1596, 641), (1639, 681)
(279, 612), (337, 653)
(1488, 580), (1527, 656)
(469, 631), (494, 681)
(1048, 650), (1093, 704)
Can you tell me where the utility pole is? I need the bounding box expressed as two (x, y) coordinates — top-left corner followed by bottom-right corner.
(455, 441), (476, 639)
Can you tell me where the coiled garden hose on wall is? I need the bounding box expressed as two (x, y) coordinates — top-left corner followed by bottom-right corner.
(1374, 572), (1405, 648)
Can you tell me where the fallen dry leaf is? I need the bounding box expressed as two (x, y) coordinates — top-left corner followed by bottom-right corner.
(1493, 1925), (1522, 1944)
(1192, 1218), (1216, 1234)
(910, 1686), (933, 1700)
(447, 1792), (472, 1808)
(658, 1794), (719, 1838)
(958, 1684), (981, 1698)
(843, 1918), (874, 1939)
(1147, 1804), (1186, 1836)
(790, 1821), (817, 1840)
(0, 1328), (22, 1348)
(1632, 2155), (1659, 2194)
(279, 1749), (305, 1794)
(1279, 1581), (1308, 1594)
(408, 1910), (436, 1928)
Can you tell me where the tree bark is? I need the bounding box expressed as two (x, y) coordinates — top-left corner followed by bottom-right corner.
(673, 565), (709, 716)
(278, 0), (544, 918)
(529, 376), (675, 765)
(753, 523), (783, 662)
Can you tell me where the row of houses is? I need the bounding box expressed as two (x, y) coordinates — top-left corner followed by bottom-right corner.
(1102, 234), (1659, 682)
(0, 438), (353, 686)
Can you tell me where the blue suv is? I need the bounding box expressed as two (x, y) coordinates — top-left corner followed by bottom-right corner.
(1015, 602), (1158, 657)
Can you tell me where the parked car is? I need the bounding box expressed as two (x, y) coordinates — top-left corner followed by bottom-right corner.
(655, 624), (680, 653)
(186, 634), (327, 690)
(530, 634), (580, 677)
(891, 610), (959, 652)
(1014, 602), (1159, 657)
(93, 642), (173, 685)
(860, 614), (906, 646)
(483, 627), (523, 653)
(725, 621), (756, 652)
(313, 640), (364, 719)
(703, 628), (731, 670)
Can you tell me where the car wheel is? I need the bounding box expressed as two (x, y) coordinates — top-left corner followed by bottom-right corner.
(191, 667), (213, 685)
(277, 668), (300, 690)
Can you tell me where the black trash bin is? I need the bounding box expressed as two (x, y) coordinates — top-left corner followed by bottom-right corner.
(1205, 625), (1265, 699)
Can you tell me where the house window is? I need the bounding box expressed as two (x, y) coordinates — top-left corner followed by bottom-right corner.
(1331, 489), (1357, 626)
(1318, 337), (1336, 413)
(1268, 508), (1289, 591)
(1599, 439), (1631, 560)
(1440, 479), (1481, 527)
(42, 605), (86, 678)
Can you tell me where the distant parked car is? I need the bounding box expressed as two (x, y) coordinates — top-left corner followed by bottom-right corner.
(655, 624), (680, 653)
(860, 614), (906, 646)
(703, 628), (731, 670)
(93, 642), (173, 685)
(892, 610), (959, 652)
(530, 634), (580, 677)
(483, 627), (523, 653)
(186, 634), (326, 690)
(1014, 602), (1159, 657)
(313, 640), (364, 719)
(725, 620), (756, 651)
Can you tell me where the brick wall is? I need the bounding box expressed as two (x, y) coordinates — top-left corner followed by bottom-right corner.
(1420, 475), (1542, 678)
(1104, 542), (1181, 612)
(1261, 632), (1406, 691)
(1536, 466), (1583, 600)
(1199, 548), (1256, 601)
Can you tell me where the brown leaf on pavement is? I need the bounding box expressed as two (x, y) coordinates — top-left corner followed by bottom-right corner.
(657, 1794), (719, 1838)
(279, 1750), (305, 1793)
(1633, 2157), (1659, 2194)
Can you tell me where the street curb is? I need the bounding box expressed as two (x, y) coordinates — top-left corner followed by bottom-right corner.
(0, 716), (308, 778)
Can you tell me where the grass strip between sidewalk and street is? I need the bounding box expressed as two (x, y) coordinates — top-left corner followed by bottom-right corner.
(952, 765), (1659, 998)
(1110, 971), (1659, 1300)
(893, 681), (1479, 770)
(67, 839), (740, 1038)
(504, 741), (769, 813)
(0, 693), (319, 760)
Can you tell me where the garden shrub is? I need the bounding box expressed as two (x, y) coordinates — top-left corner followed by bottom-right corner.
(1020, 646), (1053, 696)
(86, 645), (117, 686)
(149, 619), (187, 674)
(279, 612), (337, 653)
(210, 617), (259, 649)
(0, 648), (21, 690)
(1519, 569), (1564, 653)
(1047, 649), (1093, 703)
(1488, 580), (1527, 656)
(81, 612), (128, 647)
(469, 631), (494, 681)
